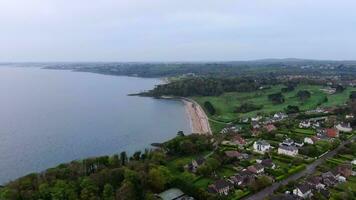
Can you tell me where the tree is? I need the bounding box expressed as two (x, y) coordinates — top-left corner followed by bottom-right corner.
(204, 101), (216, 115)
(281, 84), (295, 93)
(116, 180), (138, 200)
(38, 183), (51, 200)
(350, 91), (356, 101)
(250, 176), (272, 192)
(148, 166), (172, 192)
(80, 178), (99, 200)
(120, 152), (128, 166)
(235, 102), (263, 113)
(103, 184), (114, 200)
(297, 90), (311, 101)
(150, 151), (166, 164)
(123, 169), (144, 199)
(268, 93), (285, 104)
(299, 145), (319, 157)
(196, 164), (212, 176)
(331, 139), (341, 149)
(51, 180), (78, 200)
(335, 85), (345, 93)
(108, 154), (120, 167)
(0, 188), (19, 200)
(132, 151), (141, 161)
(285, 105), (300, 114)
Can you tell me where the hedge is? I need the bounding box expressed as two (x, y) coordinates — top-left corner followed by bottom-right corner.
(276, 164), (306, 181)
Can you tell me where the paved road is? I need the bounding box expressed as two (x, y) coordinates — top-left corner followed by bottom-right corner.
(243, 136), (355, 200)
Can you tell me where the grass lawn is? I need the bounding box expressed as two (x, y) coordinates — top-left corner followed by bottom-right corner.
(337, 154), (354, 161)
(193, 85), (355, 123)
(329, 176), (356, 199)
(326, 158), (347, 166)
(232, 189), (251, 200)
(165, 151), (211, 176)
(323, 87), (356, 107)
(166, 156), (194, 176)
(293, 128), (315, 136)
(210, 120), (228, 133)
(192, 177), (214, 189)
(217, 166), (236, 178)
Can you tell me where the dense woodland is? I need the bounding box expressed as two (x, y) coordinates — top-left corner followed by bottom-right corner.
(142, 77), (277, 97)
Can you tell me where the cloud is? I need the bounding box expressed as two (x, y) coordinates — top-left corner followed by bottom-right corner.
(0, 0), (355, 61)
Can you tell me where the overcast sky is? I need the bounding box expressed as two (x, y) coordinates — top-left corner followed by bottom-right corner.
(1, 0), (355, 62)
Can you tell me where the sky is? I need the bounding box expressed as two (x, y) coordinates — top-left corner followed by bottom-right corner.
(0, 0), (356, 62)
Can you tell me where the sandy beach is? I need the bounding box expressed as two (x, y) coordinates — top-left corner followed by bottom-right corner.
(182, 98), (212, 135)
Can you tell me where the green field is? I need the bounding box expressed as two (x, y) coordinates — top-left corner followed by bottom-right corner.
(194, 84), (355, 123)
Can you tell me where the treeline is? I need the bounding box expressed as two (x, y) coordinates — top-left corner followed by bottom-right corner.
(143, 77), (276, 97)
(0, 134), (217, 200)
(44, 59), (356, 79)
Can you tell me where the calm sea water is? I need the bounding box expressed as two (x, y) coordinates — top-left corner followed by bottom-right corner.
(0, 66), (190, 184)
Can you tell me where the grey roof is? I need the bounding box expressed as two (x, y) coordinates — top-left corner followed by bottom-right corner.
(195, 157), (205, 165)
(279, 144), (298, 151)
(261, 159), (274, 167)
(296, 184), (311, 193)
(158, 188), (185, 200)
(256, 140), (270, 146)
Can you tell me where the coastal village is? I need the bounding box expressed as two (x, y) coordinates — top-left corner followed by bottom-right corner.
(2, 70), (356, 200)
(158, 101), (355, 200)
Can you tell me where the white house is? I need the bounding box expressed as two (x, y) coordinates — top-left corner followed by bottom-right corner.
(299, 121), (311, 128)
(251, 116), (262, 122)
(346, 114), (354, 119)
(273, 112), (288, 121)
(251, 121), (261, 129)
(293, 185), (312, 199)
(294, 141), (304, 147)
(253, 140), (271, 154)
(282, 138), (294, 146)
(278, 145), (298, 157)
(336, 123), (353, 133)
(337, 176), (347, 183)
(352, 160), (356, 165)
(304, 136), (318, 145)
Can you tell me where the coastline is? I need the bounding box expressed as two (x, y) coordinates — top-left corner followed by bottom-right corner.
(181, 97), (212, 135)
(159, 96), (212, 135)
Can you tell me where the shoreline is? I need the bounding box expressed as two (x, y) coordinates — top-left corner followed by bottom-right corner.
(159, 96), (212, 135)
(181, 97), (212, 135)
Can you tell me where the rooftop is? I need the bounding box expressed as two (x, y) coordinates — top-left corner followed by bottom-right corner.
(158, 188), (185, 200)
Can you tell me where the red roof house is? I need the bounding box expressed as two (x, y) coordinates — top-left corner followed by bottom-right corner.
(231, 135), (246, 146)
(326, 128), (339, 138)
(265, 124), (277, 133)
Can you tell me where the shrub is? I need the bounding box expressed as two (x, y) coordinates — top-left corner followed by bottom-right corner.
(204, 101), (216, 115)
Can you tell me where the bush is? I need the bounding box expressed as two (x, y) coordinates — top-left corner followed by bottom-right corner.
(235, 102), (263, 113)
(204, 101), (216, 115)
(276, 165), (306, 181)
(285, 105), (300, 114)
(297, 90), (311, 101)
(268, 93), (285, 104)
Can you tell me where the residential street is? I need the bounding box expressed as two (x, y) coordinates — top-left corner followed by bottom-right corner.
(243, 136), (355, 200)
